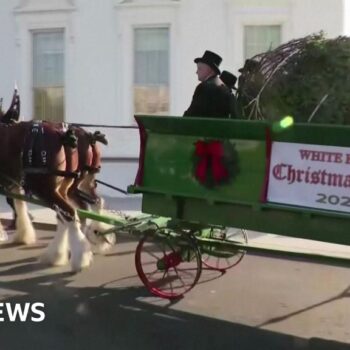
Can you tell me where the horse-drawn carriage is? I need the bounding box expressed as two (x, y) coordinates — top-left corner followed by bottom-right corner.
(1, 109), (350, 299)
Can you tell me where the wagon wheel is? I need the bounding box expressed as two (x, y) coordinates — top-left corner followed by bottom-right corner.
(199, 227), (248, 272)
(135, 229), (202, 299)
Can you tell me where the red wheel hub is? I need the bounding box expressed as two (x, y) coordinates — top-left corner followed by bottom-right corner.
(157, 251), (182, 270)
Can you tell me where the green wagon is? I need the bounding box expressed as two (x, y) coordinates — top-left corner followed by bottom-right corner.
(118, 115), (350, 299)
(67, 115), (350, 299)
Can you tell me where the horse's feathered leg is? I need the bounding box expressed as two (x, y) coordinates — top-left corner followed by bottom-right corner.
(0, 221), (8, 242)
(90, 195), (104, 214)
(31, 172), (92, 271)
(57, 176), (94, 270)
(79, 172), (104, 213)
(39, 186), (93, 272)
(12, 187), (36, 245)
(79, 172), (116, 253)
(66, 175), (89, 228)
(40, 217), (68, 266)
(67, 216), (93, 272)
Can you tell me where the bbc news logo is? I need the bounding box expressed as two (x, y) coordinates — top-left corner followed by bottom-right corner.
(0, 303), (45, 322)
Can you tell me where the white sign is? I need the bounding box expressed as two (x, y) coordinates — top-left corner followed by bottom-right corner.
(267, 142), (350, 213)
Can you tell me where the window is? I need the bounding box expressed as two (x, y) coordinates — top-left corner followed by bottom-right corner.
(33, 30), (64, 121)
(244, 25), (281, 59)
(134, 27), (169, 115)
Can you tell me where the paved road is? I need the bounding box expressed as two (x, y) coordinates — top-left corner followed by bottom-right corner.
(0, 220), (350, 349)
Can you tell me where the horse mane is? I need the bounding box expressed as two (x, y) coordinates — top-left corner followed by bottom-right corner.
(1, 88), (20, 124)
(0, 98), (3, 117)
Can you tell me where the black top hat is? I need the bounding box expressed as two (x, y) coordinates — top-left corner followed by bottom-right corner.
(220, 70), (237, 90)
(194, 50), (222, 75)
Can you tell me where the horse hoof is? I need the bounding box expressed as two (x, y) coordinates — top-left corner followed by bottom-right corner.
(0, 231), (9, 243)
(71, 251), (93, 272)
(12, 235), (36, 245)
(81, 251), (93, 268)
(96, 234), (116, 254)
(84, 222), (116, 254)
(40, 251), (69, 266)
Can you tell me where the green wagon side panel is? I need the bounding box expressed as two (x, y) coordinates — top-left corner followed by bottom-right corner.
(142, 134), (265, 204)
(130, 116), (350, 246)
(141, 193), (350, 246)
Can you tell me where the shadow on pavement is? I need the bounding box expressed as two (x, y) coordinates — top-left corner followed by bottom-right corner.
(0, 270), (349, 350)
(257, 285), (350, 329)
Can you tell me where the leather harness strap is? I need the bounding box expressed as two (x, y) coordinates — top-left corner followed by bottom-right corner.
(23, 121), (79, 179)
(23, 121), (47, 168)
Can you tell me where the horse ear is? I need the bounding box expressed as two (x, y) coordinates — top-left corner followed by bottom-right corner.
(93, 131), (108, 145)
(62, 129), (78, 148)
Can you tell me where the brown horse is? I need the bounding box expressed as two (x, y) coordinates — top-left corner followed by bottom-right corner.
(0, 88), (106, 214)
(0, 90), (109, 257)
(23, 123), (109, 267)
(0, 121), (93, 271)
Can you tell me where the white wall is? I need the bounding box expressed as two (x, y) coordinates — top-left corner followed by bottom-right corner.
(0, 0), (347, 196)
(0, 0), (18, 109)
(70, 0), (119, 126)
(343, 0), (350, 36)
(291, 0), (344, 38)
(174, 0), (229, 115)
(14, 0), (76, 122)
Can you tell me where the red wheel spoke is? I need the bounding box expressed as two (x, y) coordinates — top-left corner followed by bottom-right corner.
(172, 267), (186, 288)
(143, 248), (163, 260)
(167, 240), (177, 253)
(146, 268), (161, 278)
(168, 271), (175, 294)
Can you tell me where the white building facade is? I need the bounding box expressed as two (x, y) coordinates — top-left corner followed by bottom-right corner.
(0, 0), (348, 196)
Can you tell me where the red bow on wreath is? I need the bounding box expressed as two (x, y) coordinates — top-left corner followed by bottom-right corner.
(194, 140), (229, 185)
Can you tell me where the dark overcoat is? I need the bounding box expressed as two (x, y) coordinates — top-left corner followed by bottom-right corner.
(184, 76), (231, 118)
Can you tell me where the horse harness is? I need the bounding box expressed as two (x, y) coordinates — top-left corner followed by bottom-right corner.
(23, 121), (79, 179)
